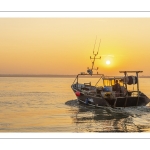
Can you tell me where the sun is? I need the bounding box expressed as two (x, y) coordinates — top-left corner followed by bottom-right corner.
(106, 60), (111, 65)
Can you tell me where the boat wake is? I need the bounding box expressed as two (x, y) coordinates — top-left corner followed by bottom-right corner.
(120, 106), (150, 116)
(65, 99), (150, 117)
(65, 99), (79, 107)
(65, 100), (150, 132)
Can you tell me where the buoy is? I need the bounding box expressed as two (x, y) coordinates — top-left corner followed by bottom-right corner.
(75, 91), (80, 96)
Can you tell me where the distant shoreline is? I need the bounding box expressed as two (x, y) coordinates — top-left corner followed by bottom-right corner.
(0, 74), (150, 78)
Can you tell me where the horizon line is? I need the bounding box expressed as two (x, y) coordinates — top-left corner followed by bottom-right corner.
(0, 74), (150, 78)
(0, 74), (76, 76)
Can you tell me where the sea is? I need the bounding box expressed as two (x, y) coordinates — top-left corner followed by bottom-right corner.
(0, 76), (150, 133)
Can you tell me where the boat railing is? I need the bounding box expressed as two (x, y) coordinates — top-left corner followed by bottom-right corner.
(72, 73), (104, 89)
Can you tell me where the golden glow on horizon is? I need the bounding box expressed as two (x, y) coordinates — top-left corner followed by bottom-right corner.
(1, 18), (150, 76)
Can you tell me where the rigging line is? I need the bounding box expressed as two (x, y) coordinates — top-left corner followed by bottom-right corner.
(93, 36), (97, 55)
(97, 39), (101, 54)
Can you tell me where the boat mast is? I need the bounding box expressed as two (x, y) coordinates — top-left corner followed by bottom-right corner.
(87, 36), (101, 75)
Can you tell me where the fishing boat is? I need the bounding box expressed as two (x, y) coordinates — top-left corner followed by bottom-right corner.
(71, 71), (150, 108)
(71, 39), (150, 108)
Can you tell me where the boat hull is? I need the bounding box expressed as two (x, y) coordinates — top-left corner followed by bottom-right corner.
(71, 85), (150, 108)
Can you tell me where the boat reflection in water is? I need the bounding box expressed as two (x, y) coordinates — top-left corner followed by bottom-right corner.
(66, 99), (150, 132)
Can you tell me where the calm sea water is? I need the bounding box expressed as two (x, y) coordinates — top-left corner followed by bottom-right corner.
(0, 77), (150, 132)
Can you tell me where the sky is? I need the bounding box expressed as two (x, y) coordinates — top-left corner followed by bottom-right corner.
(0, 18), (150, 76)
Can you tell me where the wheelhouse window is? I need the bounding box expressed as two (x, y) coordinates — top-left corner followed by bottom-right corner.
(103, 79), (114, 86)
(103, 78), (123, 86)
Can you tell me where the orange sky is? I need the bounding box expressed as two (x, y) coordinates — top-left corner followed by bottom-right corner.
(0, 18), (150, 76)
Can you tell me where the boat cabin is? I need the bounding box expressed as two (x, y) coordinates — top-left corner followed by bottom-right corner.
(101, 77), (126, 97)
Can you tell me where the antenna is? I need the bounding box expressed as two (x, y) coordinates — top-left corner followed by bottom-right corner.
(93, 36), (97, 55)
(97, 39), (101, 54)
(87, 37), (101, 75)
